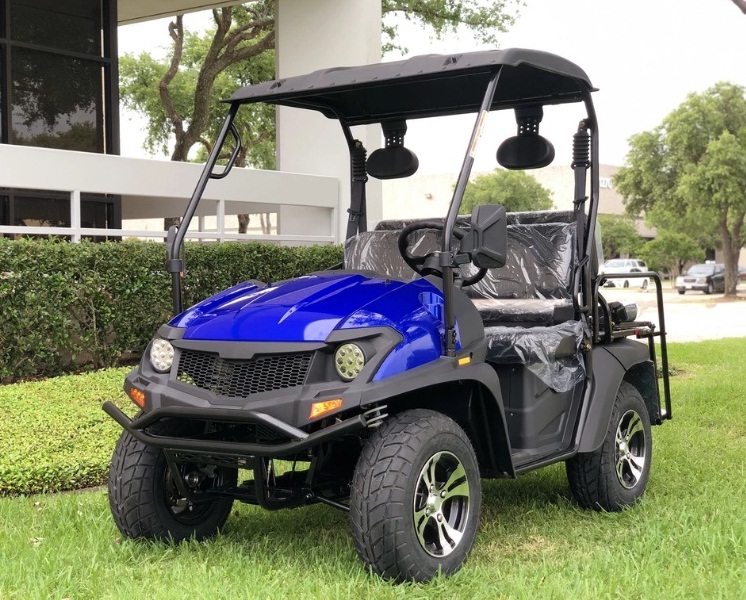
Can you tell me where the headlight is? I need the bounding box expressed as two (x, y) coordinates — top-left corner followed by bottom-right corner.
(149, 338), (174, 373)
(335, 343), (365, 381)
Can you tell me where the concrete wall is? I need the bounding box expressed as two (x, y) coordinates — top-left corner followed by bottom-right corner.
(275, 0), (382, 243)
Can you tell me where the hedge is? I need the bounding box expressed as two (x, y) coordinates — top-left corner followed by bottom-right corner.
(0, 368), (133, 495)
(0, 239), (343, 382)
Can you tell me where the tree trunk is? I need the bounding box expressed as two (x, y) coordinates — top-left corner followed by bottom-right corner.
(260, 213), (272, 234)
(731, 0), (746, 15)
(719, 221), (742, 296)
(238, 214), (250, 234)
(164, 216), (182, 231)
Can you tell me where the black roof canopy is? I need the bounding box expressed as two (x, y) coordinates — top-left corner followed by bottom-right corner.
(228, 48), (594, 125)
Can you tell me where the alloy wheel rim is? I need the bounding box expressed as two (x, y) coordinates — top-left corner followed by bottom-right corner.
(413, 451), (470, 557)
(614, 409), (647, 489)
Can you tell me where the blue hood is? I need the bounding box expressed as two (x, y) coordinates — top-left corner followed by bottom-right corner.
(170, 273), (446, 343)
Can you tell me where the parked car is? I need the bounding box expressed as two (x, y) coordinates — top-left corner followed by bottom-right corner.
(675, 263), (725, 294)
(599, 258), (650, 289)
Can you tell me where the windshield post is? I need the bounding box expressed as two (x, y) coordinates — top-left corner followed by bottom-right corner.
(440, 69), (501, 357)
(166, 103), (240, 315)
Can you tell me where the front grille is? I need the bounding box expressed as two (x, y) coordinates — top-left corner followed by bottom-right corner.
(176, 350), (313, 398)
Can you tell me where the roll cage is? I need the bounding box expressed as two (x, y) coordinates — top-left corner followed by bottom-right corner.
(163, 47), (670, 418)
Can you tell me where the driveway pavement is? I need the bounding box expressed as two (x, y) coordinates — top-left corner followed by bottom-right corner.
(600, 284), (746, 342)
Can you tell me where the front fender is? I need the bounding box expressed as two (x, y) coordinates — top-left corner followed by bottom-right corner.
(357, 357), (515, 477)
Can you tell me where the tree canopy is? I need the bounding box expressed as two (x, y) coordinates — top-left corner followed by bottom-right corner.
(613, 82), (746, 295)
(637, 230), (704, 281)
(120, 1), (523, 230)
(120, 0), (522, 163)
(597, 214), (642, 260)
(460, 169), (553, 214)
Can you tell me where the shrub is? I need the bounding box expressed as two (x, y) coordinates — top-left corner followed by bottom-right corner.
(0, 239), (342, 382)
(0, 368), (134, 496)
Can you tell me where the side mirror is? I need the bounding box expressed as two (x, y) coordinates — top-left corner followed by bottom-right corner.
(462, 204), (507, 269)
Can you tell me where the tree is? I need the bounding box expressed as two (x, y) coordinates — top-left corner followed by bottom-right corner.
(597, 214), (643, 260)
(460, 170), (553, 214)
(637, 230), (704, 285)
(613, 82), (746, 296)
(119, 1), (522, 230)
(381, 0), (521, 53)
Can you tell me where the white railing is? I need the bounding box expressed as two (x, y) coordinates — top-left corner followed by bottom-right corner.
(0, 145), (340, 244)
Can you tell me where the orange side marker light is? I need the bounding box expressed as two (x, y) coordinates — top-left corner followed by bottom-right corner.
(310, 399), (342, 420)
(127, 386), (146, 409)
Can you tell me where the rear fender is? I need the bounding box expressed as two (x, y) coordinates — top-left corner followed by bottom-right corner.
(577, 340), (650, 452)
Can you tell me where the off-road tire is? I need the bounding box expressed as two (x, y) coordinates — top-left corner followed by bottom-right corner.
(566, 382), (652, 511)
(350, 409), (481, 582)
(108, 425), (235, 542)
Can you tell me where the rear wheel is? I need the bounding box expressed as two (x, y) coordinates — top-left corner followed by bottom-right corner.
(677, 289), (685, 295)
(566, 382), (652, 511)
(108, 424), (236, 542)
(350, 409), (481, 582)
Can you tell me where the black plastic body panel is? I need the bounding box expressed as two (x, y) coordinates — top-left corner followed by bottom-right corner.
(577, 340), (649, 452)
(494, 363), (583, 467)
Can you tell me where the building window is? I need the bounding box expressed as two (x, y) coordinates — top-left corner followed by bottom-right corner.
(10, 0), (103, 55)
(0, 0), (118, 154)
(0, 188), (120, 240)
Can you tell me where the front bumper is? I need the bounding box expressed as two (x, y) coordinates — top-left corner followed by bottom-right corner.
(103, 401), (371, 459)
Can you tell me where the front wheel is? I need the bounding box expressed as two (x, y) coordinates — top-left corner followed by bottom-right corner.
(108, 426), (236, 542)
(350, 409), (481, 582)
(565, 382), (652, 511)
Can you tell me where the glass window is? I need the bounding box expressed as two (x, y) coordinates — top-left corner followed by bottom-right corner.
(11, 47), (103, 152)
(0, 195), (9, 225)
(13, 192), (70, 227)
(10, 0), (102, 56)
(0, 48), (4, 142)
(82, 193), (118, 240)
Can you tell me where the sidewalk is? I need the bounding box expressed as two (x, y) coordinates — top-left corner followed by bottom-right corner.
(601, 286), (746, 342)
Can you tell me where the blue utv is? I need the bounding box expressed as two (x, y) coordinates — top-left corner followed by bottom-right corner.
(104, 48), (672, 582)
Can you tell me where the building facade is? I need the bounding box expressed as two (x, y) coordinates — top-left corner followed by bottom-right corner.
(1, 0), (121, 235)
(0, 0), (382, 244)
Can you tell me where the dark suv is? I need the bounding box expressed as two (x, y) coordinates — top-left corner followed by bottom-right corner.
(675, 263), (725, 294)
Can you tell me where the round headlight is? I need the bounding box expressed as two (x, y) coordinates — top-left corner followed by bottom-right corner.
(335, 343), (365, 381)
(149, 338), (174, 373)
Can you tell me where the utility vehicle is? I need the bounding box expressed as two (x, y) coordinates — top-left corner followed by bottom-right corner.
(104, 49), (672, 582)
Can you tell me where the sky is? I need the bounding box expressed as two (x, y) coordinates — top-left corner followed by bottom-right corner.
(118, 0), (746, 170)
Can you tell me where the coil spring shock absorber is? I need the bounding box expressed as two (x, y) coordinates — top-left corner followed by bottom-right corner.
(572, 120), (590, 170)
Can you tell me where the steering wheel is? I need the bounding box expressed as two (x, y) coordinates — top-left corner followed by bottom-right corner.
(397, 221), (487, 287)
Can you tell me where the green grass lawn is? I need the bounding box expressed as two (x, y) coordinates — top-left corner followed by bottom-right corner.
(1, 339), (745, 599)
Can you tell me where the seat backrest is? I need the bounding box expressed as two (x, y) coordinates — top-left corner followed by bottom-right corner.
(346, 211), (575, 299)
(465, 220), (575, 300)
(344, 228), (440, 280)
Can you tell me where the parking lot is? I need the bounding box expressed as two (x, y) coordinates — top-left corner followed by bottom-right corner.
(601, 283), (746, 342)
